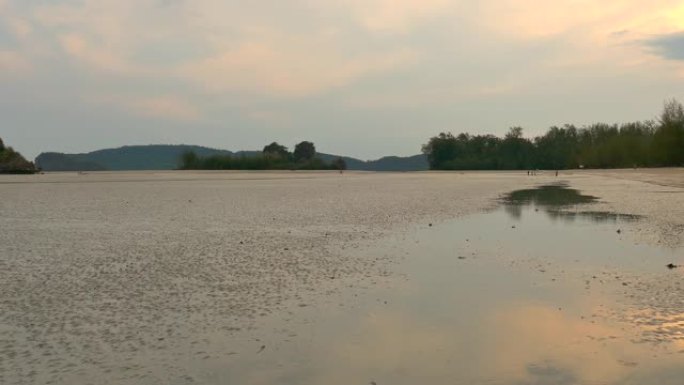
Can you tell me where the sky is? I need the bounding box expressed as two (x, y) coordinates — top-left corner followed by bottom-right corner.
(2, 0), (684, 160)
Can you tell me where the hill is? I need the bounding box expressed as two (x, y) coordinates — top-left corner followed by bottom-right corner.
(0, 137), (37, 174)
(363, 154), (429, 171)
(36, 145), (233, 171)
(34, 153), (108, 171)
(317, 153), (427, 171)
(35, 145), (429, 172)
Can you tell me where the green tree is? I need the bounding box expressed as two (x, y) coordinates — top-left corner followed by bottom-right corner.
(534, 125), (579, 169)
(262, 142), (290, 159)
(0, 137), (36, 173)
(653, 98), (684, 166)
(293, 141), (316, 162)
(660, 98), (684, 126)
(422, 98), (681, 171)
(421, 132), (459, 169)
(332, 157), (347, 171)
(180, 150), (199, 169)
(500, 127), (533, 169)
(178, 141), (342, 171)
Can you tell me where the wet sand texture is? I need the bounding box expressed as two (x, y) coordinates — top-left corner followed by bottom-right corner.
(1, 169), (683, 384)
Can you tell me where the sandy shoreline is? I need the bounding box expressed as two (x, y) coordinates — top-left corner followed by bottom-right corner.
(1, 169), (683, 384)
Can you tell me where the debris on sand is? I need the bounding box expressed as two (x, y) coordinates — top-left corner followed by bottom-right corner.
(666, 263), (679, 269)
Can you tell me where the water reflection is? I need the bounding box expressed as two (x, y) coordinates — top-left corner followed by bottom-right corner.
(210, 198), (682, 385)
(502, 183), (643, 223)
(218, 279), (684, 384)
(501, 183), (599, 207)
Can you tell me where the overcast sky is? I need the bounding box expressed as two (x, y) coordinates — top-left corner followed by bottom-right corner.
(2, 0), (684, 160)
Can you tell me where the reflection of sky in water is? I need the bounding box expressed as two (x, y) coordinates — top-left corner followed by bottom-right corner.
(203, 186), (683, 384)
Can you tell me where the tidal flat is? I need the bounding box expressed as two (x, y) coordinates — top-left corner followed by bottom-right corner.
(1, 170), (683, 384)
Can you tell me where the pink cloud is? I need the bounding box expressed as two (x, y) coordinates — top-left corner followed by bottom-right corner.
(182, 37), (417, 97)
(0, 50), (31, 74)
(7, 18), (32, 39)
(87, 93), (201, 122)
(132, 95), (200, 121)
(57, 33), (147, 74)
(340, 0), (454, 33)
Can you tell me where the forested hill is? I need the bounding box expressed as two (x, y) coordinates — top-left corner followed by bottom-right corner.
(35, 145), (429, 171)
(36, 145), (233, 171)
(0, 137), (37, 174)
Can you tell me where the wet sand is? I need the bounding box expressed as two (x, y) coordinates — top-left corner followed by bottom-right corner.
(1, 169), (683, 384)
(571, 168), (684, 248)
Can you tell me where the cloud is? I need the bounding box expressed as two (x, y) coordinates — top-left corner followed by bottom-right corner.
(58, 33), (86, 56)
(20, 0), (422, 98)
(6, 17), (31, 39)
(340, 0), (454, 34)
(182, 39), (417, 97)
(58, 33), (138, 73)
(132, 95), (200, 121)
(476, 1), (683, 39)
(3, 0), (684, 158)
(645, 31), (684, 60)
(91, 93), (200, 121)
(16, 0), (684, 100)
(0, 50), (30, 73)
(468, 0), (684, 72)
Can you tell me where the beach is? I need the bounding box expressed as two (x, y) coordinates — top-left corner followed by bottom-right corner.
(1, 169), (683, 384)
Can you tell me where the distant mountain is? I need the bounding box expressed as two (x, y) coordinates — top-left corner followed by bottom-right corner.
(364, 154), (429, 171)
(317, 153), (428, 171)
(35, 145), (429, 172)
(35, 153), (108, 171)
(36, 145), (232, 171)
(316, 153), (368, 170)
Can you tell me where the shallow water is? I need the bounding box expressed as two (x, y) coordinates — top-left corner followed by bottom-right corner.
(500, 182), (642, 224)
(214, 185), (683, 385)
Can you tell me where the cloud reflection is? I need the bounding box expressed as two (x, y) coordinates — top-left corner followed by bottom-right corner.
(227, 297), (683, 385)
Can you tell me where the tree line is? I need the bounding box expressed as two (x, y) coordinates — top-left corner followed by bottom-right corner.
(179, 141), (347, 171)
(422, 99), (684, 170)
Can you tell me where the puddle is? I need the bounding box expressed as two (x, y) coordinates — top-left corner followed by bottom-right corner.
(189, 184), (683, 384)
(500, 183), (643, 224)
(501, 183), (600, 207)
